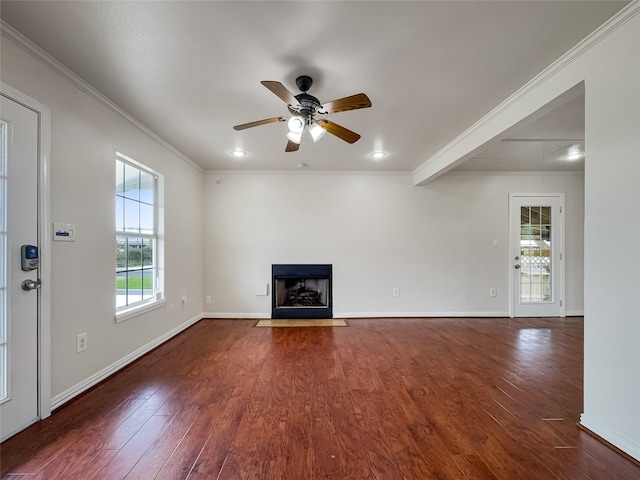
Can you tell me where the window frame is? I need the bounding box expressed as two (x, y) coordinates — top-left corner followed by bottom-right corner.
(115, 152), (164, 322)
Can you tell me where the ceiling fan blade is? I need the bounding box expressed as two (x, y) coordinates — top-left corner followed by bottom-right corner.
(233, 117), (286, 131)
(320, 93), (371, 114)
(285, 140), (300, 152)
(261, 81), (301, 108)
(317, 120), (361, 144)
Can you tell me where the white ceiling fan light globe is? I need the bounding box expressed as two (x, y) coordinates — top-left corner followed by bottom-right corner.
(309, 122), (326, 142)
(287, 116), (305, 134)
(287, 131), (302, 144)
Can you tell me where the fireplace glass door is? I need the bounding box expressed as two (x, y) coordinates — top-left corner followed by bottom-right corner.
(275, 278), (329, 309)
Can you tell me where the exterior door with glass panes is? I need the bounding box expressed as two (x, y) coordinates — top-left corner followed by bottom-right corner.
(0, 95), (40, 440)
(510, 194), (564, 317)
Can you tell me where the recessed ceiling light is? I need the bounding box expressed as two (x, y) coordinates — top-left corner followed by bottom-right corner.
(232, 149), (246, 158)
(562, 151), (584, 161)
(370, 151), (387, 160)
(561, 145), (584, 161)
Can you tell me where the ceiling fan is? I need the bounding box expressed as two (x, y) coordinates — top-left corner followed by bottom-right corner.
(233, 75), (372, 152)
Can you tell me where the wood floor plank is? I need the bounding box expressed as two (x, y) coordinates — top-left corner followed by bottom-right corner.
(95, 414), (174, 480)
(215, 412), (263, 480)
(2, 318), (640, 480)
(154, 429), (209, 480)
(29, 438), (117, 480)
(122, 407), (201, 480)
(452, 453), (500, 480)
(0, 427), (76, 475)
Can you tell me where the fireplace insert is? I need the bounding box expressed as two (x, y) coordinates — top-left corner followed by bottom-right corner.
(271, 264), (332, 319)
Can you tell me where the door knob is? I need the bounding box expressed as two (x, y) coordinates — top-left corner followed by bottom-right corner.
(514, 264), (521, 269)
(21, 279), (41, 291)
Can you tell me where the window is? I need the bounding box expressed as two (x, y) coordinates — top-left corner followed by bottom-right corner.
(115, 153), (163, 319)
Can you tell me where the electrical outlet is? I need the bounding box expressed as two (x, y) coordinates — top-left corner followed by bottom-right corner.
(181, 295), (187, 305)
(489, 288), (497, 297)
(205, 295), (212, 305)
(76, 333), (87, 353)
(393, 288), (400, 297)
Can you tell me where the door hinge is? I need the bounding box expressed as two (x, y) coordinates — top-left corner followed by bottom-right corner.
(560, 300), (563, 307)
(559, 206), (562, 214)
(560, 253), (562, 260)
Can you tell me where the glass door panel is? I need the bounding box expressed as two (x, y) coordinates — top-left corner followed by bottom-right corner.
(520, 206), (552, 303)
(0, 122), (7, 402)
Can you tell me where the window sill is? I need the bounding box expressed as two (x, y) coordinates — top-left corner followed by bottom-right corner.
(115, 298), (166, 323)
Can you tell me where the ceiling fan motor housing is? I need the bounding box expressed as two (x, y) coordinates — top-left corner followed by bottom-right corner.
(289, 92), (321, 119)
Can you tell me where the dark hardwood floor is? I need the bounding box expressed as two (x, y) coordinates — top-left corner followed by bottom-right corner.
(2, 317), (639, 479)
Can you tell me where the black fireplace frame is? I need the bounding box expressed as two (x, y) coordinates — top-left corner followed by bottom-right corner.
(271, 264), (333, 319)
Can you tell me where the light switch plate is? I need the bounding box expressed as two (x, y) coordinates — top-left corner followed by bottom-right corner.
(53, 222), (76, 242)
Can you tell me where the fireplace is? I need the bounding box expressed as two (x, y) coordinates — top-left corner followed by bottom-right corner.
(272, 264), (332, 319)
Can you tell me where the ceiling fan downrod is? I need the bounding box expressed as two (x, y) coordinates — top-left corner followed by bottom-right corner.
(295, 75), (313, 92)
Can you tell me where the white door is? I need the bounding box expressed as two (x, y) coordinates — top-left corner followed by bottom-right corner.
(510, 194), (564, 317)
(0, 95), (40, 440)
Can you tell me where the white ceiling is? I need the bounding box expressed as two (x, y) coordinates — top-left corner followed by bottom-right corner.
(453, 92), (586, 172)
(0, 1), (627, 173)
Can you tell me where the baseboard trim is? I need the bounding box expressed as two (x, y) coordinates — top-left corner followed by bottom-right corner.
(565, 310), (585, 316)
(202, 312), (268, 319)
(580, 414), (640, 463)
(51, 313), (204, 410)
(203, 311), (512, 319)
(336, 311), (511, 318)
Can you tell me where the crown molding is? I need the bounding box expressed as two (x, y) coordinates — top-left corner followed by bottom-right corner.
(1, 20), (204, 174)
(413, 1), (640, 185)
(203, 169), (412, 176)
(444, 170), (584, 177)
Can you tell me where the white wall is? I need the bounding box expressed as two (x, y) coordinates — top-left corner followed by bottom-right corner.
(413, 4), (640, 460)
(1, 34), (204, 401)
(581, 10), (640, 459)
(203, 171), (584, 318)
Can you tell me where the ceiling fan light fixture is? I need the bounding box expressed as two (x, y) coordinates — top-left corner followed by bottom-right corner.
(287, 116), (305, 134)
(287, 131), (302, 144)
(309, 121), (326, 142)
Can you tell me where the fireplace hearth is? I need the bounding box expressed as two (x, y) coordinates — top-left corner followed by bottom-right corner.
(272, 264), (332, 319)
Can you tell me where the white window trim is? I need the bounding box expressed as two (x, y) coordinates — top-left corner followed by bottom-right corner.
(115, 297), (166, 323)
(115, 151), (164, 322)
